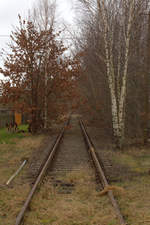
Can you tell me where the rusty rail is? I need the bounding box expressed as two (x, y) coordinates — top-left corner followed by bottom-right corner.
(79, 119), (127, 225)
(15, 118), (70, 225)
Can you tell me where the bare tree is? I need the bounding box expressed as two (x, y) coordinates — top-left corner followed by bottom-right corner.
(31, 0), (56, 128)
(32, 0), (56, 31)
(77, 0), (149, 148)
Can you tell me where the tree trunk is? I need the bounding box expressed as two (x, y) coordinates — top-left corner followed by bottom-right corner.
(144, 12), (150, 144)
(44, 59), (48, 129)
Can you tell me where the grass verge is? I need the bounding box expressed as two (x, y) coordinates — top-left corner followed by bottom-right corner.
(0, 134), (46, 225)
(110, 146), (150, 225)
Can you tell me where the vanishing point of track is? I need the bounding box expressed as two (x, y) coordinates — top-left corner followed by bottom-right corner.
(15, 115), (127, 225)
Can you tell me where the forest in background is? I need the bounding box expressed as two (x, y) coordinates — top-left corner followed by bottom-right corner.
(75, 0), (150, 148)
(1, 0), (150, 148)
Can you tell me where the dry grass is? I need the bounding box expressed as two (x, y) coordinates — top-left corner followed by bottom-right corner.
(111, 146), (150, 174)
(0, 134), (45, 225)
(110, 146), (150, 225)
(25, 169), (119, 225)
(0, 135), (45, 184)
(0, 184), (30, 225)
(1, 137), (150, 225)
(114, 175), (150, 225)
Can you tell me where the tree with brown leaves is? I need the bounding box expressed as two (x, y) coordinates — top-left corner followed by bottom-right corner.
(0, 15), (80, 133)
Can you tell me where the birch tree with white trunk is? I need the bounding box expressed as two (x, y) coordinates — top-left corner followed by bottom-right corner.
(79, 0), (145, 148)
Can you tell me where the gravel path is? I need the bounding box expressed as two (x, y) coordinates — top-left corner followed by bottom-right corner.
(48, 115), (92, 177)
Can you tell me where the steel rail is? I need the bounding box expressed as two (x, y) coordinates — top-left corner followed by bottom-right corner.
(79, 119), (127, 225)
(15, 118), (70, 225)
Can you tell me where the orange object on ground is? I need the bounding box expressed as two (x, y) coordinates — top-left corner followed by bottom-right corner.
(15, 112), (22, 125)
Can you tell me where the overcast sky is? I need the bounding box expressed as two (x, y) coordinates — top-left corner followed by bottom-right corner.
(0, 0), (75, 78)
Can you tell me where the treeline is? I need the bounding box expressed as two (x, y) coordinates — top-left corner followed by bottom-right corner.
(75, 0), (150, 147)
(1, 0), (150, 147)
(0, 0), (80, 133)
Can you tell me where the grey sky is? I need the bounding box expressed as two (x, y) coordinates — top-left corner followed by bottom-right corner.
(0, 0), (75, 78)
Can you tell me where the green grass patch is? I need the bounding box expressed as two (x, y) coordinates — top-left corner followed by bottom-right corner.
(0, 125), (28, 144)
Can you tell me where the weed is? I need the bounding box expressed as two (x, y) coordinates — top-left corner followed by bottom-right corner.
(0, 125), (28, 144)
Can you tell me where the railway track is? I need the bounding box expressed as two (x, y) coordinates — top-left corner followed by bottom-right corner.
(15, 115), (127, 225)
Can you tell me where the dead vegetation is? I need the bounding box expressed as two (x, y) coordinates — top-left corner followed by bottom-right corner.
(109, 146), (150, 225)
(25, 169), (119, 225)
(0, 131), (150, 225)
(0, 135), (46, 225)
